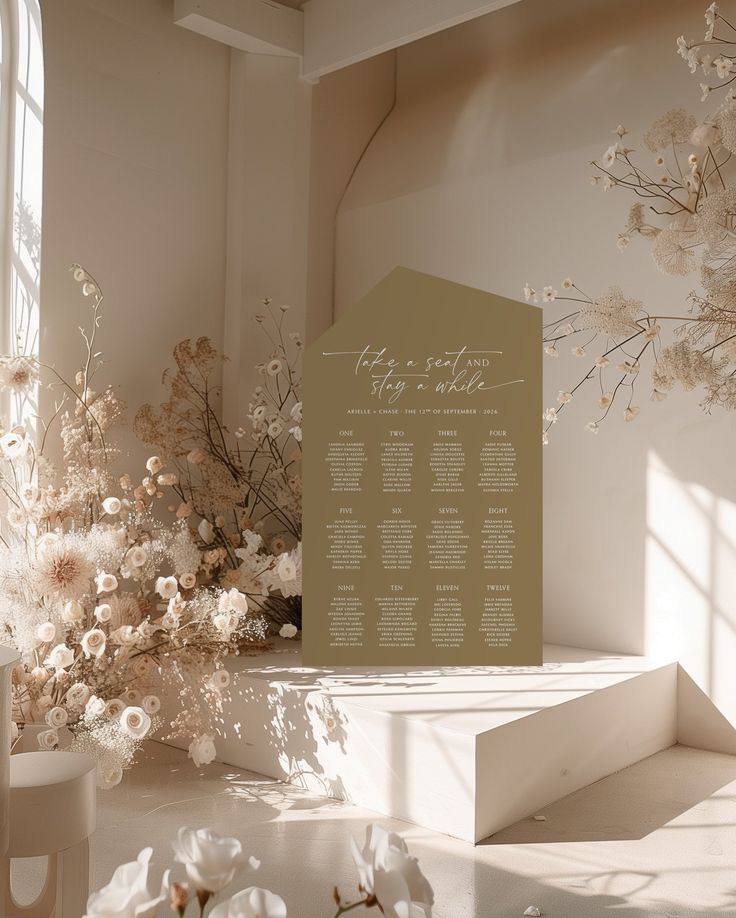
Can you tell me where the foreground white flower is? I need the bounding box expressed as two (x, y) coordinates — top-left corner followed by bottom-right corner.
(172, 827), (250, 892)
(279, 623), (298, 639)
(84, 847), (169, 918)
(210, 888), (287, 918)
(350, 824), (434, 918)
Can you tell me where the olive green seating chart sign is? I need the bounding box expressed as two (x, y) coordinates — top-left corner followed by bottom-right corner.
(303, 268), (542, 666)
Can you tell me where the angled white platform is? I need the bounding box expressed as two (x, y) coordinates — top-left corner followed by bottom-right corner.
(163, 643), (681, 842)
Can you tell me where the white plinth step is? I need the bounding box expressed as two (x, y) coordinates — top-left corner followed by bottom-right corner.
(162, 644), (686, 843)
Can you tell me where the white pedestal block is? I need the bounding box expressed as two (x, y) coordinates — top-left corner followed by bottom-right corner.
(164, 644), (680, 842)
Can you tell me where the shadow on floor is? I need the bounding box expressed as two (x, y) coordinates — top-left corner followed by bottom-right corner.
(480, 744), (736, 845)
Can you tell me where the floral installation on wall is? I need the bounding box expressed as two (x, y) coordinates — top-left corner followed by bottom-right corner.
(134, 298), (302, 636)
(0, 267), (271, 787)
(84, 823), (434, 918)
(526, 2), (736, 443)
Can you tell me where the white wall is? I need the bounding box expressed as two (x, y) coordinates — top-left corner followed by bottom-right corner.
(39, 0), (230, 469)
(331, 0), (736, 720)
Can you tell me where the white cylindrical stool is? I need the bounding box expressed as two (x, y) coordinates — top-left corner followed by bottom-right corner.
(2, 752), (96, 918)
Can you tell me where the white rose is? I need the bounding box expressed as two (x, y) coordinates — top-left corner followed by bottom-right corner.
(351, 825), (434, 918)
(157, 472), (177, 486)
(290, 401), (302, 422)
(187, 449), (205, 465)
(104, 698), (125, 718)
(102, 496), (122, 515)
(155, 576), (179, 600)
(37, 729), (59, 751)
(84, 847), (169, 916)
(119, 706), (151, 740)
(218, 588), (248, 616)
(176, 502), (193, 519)
(45, 706), (68, 728)
(208, 670), (231, 691)
(44, 643), (74, 670)
(96, 572), (118, 594)
(179, 572), (196, 590)
(198, 518), (215, 544)
(142, 695), (161, 715)
(0, 427), (28, 459)
(210, 888), (287, 918)
(95, 603), (112, 623)
(172, 827), (248, 893)
(279, 623), (298, 639)
(66, 682), (91, 708)
(81, 628), (106, 659)
(35, 621), (56, 643)
(126, 545), (148, 568)
(188, 734), (217, 768)
(62, 599), (84, 623)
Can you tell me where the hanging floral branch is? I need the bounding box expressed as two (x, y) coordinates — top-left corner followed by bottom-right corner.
(528, 2), (736, 442)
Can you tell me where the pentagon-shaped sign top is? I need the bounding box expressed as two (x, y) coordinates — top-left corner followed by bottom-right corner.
(303, 267), (541, 666)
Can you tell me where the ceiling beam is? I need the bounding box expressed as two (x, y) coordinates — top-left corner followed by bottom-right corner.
(174, 0), (303, 58)
(301, 0), (523, 81)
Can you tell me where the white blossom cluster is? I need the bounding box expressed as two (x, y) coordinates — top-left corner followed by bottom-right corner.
(84, 823), (434, 918)
(530, 2), (736, 441)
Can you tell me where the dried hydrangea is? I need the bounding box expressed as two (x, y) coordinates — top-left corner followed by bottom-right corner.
(651, 225), (698, 275)
(577, 287), (643, 336)
(651, 341), (722, 391)
(643, 108), (698, 151)
(695, 186), (736, 249)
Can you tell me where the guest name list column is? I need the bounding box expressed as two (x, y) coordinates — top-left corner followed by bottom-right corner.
(303, 267), (542, 666)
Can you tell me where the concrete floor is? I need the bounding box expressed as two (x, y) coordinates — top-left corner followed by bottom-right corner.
(13, 742), (736, 917)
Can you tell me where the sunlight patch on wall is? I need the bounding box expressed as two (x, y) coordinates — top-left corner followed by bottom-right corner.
(645, 449), (736, 723)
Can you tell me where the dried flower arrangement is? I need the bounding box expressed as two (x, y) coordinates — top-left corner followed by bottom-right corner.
(526, 2), (736, 441)
(84, 823), (433, 918)
(0, 267), (269, 787)
(134, 298), (302, 635)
